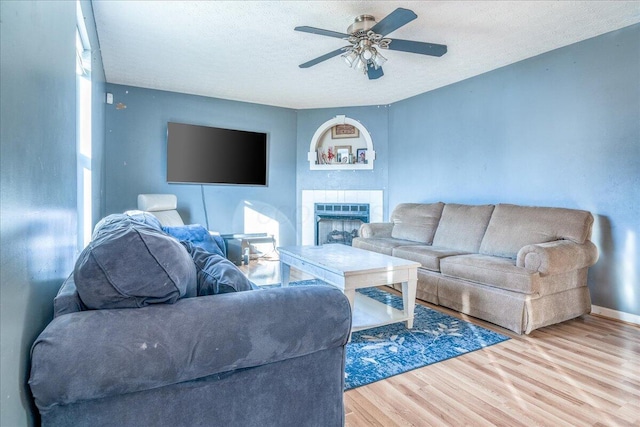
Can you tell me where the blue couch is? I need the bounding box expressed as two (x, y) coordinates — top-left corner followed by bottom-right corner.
(29, 214), (352, 426)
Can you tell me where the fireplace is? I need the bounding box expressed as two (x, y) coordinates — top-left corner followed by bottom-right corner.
(301, 190), (382, 246)
(315, 203), (370, 246)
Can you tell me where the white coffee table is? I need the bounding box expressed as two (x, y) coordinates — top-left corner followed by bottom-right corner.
(278, 244), (420, 334)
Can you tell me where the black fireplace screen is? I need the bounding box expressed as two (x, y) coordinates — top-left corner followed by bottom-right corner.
(315, 203), (370, 246)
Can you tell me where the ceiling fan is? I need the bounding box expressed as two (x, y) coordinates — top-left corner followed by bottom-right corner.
(295, 7), (447, 80)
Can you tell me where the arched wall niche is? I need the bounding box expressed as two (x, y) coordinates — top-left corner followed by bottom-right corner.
(307, 115), (375, 170)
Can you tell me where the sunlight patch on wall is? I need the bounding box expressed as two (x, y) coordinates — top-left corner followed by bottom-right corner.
(623, 230), (637, 311)
(244, 202), (279, 244)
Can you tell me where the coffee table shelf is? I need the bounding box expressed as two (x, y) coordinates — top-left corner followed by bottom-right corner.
(351, 293), (409, 332)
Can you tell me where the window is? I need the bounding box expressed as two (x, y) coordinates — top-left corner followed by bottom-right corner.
(76, 2), (92, 248)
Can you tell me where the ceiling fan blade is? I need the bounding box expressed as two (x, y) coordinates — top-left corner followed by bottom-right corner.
(367, 64), (384, 80)
(370, 8), (417, 37)
(299, 48), (346, 68)
(294, 26), (349, 39)
(387, 38), (447, 57)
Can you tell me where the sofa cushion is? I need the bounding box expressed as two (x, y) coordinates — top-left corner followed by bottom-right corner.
(392, 245), (470, 272)
(479, 204), (594, 259)
(440, 254), (538, 294)
(390, 202), (445, 244)
(352, 237), (422, 256)
(74, 215), (197, 310)
(181, 242), (257, 295)
(432, 204), (495, 252)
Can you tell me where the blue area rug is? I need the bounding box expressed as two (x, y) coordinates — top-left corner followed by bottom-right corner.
(266, 279), (510, 390)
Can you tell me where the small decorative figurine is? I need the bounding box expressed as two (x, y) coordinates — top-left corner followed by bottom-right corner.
(327, 147), (335, 163)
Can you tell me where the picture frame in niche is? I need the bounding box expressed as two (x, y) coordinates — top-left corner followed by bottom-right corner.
(331, 124), (359, 139)
(335, 145), (352, 164)
(356, 148), (367, 164)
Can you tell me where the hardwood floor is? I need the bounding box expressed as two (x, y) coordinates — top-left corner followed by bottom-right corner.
(240, 258), (640, 427)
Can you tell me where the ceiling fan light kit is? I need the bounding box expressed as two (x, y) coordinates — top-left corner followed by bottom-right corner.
(295, 8), (447, 80)
(340, 29), (390, 76)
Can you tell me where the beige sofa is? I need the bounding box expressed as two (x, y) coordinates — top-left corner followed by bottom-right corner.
(352, 202), (599, 334)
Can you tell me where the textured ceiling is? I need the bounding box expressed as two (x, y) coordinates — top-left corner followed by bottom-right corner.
(92, 1), (640, 109)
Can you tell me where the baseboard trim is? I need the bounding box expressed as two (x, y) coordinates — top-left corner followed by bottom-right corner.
(591, 305), (640, 326)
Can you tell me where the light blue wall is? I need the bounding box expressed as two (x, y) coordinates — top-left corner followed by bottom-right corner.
(104, 85), (298, 245)
(388, 24), (640, 316)
(0, 1), (106, 424)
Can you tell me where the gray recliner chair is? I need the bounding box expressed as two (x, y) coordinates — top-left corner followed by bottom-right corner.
(137, 193), (184, 226)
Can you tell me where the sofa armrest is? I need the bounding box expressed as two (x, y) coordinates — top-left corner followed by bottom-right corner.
(359, 222), (394, 238)
(516, 240), (599, 274)
(29, 286), (351, 410)
(53, 274), (86, 317)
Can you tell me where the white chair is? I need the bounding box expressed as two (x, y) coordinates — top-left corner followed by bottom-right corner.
(137, 194), (185, 227)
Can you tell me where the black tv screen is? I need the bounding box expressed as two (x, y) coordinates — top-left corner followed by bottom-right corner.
(167, 122), (268, 186)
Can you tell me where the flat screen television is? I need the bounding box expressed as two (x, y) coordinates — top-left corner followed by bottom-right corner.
(167, 122), (268, 186)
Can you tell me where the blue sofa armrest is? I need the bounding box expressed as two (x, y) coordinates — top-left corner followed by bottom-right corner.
(53, 274), (86, 317)
(30, 285), (351, 411)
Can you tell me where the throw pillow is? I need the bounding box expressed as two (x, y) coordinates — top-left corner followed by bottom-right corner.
(74, 215), (197, 309)
(163, 224), (226, 257)
(181, 241), (257, 295)
(127, 211), (163, 231)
